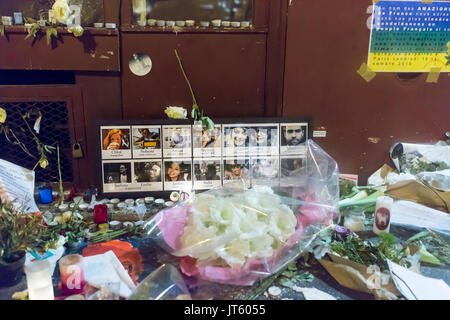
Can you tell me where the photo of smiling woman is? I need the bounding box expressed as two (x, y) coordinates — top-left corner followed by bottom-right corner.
(101, 126), (132, 159)
(163, 160), (193, 191)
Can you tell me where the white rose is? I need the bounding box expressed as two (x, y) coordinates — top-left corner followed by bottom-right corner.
(164, 106), (188, 119)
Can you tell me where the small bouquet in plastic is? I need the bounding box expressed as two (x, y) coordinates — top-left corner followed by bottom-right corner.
(143, 140), (339, 285)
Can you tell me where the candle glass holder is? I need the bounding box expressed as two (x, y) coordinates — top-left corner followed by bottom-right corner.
(26, 260), (55, 300)
(94, 204), (108, 224)
(59, 254), (85, 296)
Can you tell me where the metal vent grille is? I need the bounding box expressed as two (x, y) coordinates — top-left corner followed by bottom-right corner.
(0, 101), (73, 183)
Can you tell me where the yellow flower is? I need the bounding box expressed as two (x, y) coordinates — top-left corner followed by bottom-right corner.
(165, 106), (188, 119)
(68, 25), (84, 37)
(39, 158), (49, 169)
(51, 0), (71, 24)
(0, 107), (6, 123)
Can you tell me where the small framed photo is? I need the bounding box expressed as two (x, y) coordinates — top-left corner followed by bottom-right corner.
(250, 156), (280, 186)
(163, 159), (193, 191)
(246, 124), (279, 156)
(222, 125), (250, 157)
(132, 160), (163, 191)
(280, 123), (308, 156)
(163, 125), (192, 158)
(223, 158), (250, 186)
(131, 125), (162, 158)
(102, 161), (134, 193)
(193, 124), (222, 158)
(193, 158), (222, 190)
(101, 126), (132, 159)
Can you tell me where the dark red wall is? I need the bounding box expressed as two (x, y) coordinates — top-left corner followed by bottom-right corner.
(283, 0), (450, 183)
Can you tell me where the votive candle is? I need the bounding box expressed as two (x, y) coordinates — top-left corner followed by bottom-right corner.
(59, 254), (85, 296)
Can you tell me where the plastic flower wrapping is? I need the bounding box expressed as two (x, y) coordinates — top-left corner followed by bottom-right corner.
(143, 140), (339, 285)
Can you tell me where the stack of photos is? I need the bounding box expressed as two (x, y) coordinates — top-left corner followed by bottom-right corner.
(100, 120), (309, 195)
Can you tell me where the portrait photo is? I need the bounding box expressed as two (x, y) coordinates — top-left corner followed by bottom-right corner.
(164, 160), (192, 182)
(194, 160), (221, 181)
(103, 162), (132, 184)
(223, 159), (250, 182)
(280, 158), (304, 178)
(251, 157), (279, 180)
(102, 128), (130, 151)
(132, 127), (160, 150)
(223, 126), (249, 148)
(134, 161), (162, 183)
(247, 126), (278, 148)
(163, 127), (191, 149)
(280, 124), (307, 146)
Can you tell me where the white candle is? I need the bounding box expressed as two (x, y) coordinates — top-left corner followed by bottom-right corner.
(373, 196), (394, 235)
(26, 260), (54, 300)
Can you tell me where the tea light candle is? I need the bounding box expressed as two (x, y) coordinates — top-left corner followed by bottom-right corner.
(79, 203), (89, 211)
(200, 21), (210, 27)
(137, 20), (147, 27)
(154, 198), (165, 207)
(94, 204), (108, 224)
(58, 204), (69, 212)
(110, 198), (120, 206)
(26, 260), (54, 300)
(136, 198), (145, 205)
(211, 19), (221, 27)
(166, 20), (175, 27)
(231, 21), (241, 28)
(105, 23), (116, 29)
(94, 22), (104, 28)
(221, 21), (230, 27)
(125, 199), (135, 207)
(123, 221), (134, 229)
(156, 20), (165, 27)
(39, 187), (53, 204)
(106, 203), (114, 211)
(147, 19), (156, 26)
(165, 201), (175, 208)
(117, 202), (127, 211)
(185, 20), (195, 27)
(170, 192), (180, 202)
(144, 197), (154, 204)
(240, 21), (250, 28)
(59, 254), (85, 296)
(1, 16), (13, 26)
(109, 220), (122, 231)
(175, 20), (185, 27)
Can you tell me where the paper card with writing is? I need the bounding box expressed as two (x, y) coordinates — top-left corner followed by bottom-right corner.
(162, 125), (192, 158)
(163, 158), (193, 191)
(131, 125), (162, 159)
(280, 123), (308, 156)
(101, 126), (132, 160)
(193, 158), (222, 190)
(193, 124), (222, 158)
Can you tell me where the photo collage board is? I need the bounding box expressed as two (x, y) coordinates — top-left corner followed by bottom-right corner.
(98, 119), (311, 197)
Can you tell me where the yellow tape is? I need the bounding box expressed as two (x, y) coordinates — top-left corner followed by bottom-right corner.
(426, 67), (441, 83)
(357, 63), (376, 82)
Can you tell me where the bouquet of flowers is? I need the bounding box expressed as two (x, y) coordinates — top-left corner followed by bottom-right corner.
(145, 140), (339, 285)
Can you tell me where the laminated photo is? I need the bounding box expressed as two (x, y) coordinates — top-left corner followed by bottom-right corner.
(163, 125), (192, 158)
(102, 161), (135, 193)
(223, 158), (250, 186)
(280, 123), (308, 156)
(280, 156), (306, 186)
(251, 156), (280, 186)
(101, 126), (132, 159)
(246, 124), (279, 156)
(131, 126), (162, 158)
(193, 124), (222, 158)
(223, 125), (250, 157)
(132, 160), (163, 191)
(163, 159), (193, 191)
(193, 158), (222, 190)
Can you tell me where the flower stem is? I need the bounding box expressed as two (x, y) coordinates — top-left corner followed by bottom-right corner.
(57, 144), (64, 206)
(174, 49), (198, 108)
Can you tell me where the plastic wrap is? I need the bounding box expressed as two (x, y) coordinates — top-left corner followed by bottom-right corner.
(142, 140), (339, 285)
(390, 142), (450, 175)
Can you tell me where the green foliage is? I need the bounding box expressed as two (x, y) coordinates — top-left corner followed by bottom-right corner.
(406, 230), (450, 265)
(0, 200), (48, 263)
(46, 27), (58, 47)
(25, 23), (41, 40)
(0, 25), (4, 37)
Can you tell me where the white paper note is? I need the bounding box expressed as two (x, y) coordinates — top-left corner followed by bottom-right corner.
(388, 260), (450, 300)
(0, 158), (39, 213)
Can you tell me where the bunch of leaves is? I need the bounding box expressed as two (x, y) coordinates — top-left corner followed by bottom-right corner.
(24, 18), (41, 40)
(46, 27), (58, 47)
(406, 229), (450, 266)
(0, 24), (5, 37)
(89, 224), (146, 244)
(0, 200), (48, 263)
(277, 261), (314, 289)
(400, 156), (449, 175)
(174, 49), (215, 130)
(330, 232), (411, 271)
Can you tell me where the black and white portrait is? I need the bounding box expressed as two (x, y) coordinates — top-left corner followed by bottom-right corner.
(103, 162), (132, 184)
(134, 161), (162, 183)
(280, 125), (307, 146)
